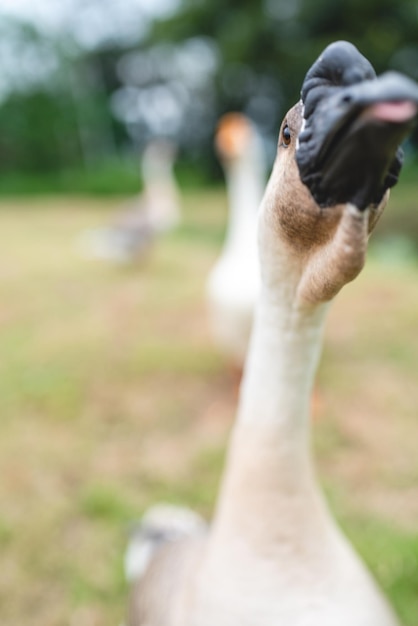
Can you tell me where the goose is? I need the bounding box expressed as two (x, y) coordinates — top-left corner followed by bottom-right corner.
(126, 41), (418, 626)
(79, 139), (180, 264)
(206, 113), (266, 366)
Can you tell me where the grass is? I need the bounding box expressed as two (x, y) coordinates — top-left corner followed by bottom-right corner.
(0, 189), (417, 625)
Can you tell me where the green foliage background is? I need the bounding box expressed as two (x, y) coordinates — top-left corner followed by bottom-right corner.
(0, 0), (417, 185)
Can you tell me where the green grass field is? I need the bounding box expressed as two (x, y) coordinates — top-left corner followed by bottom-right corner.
(0, 189), (417, 625)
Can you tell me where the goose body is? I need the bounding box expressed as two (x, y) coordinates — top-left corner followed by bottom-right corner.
(206, 114), (266, 365)
(79, 140), (180, 263)
(127, 42), (418, 625)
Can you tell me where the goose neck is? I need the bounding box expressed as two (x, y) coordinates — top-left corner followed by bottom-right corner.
(224, 157), (264, 253)
(238, 290), (329, 432)
(210, 288), (330, 540)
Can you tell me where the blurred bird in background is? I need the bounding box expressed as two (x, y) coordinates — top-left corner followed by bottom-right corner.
(78, 139), (181, 264)
(206, 113), (267, 367)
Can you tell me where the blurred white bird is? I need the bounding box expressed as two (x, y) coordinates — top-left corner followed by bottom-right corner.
(78, 140), (181, 264)
(206, 113), (267, 366)
(124, 504), (207, 584)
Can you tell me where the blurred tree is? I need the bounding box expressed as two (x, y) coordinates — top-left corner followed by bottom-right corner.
(0, 3), (147, 178)
(0, 16), (125, 175)
(0, 89), (79, 172)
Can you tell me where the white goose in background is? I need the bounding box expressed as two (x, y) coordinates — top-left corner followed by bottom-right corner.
(79, 139), (181, 264)
(126, 42), (418, 626)
(206, 113), (267, 366)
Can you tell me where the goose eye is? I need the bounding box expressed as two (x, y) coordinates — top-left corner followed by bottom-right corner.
(282, 125), (291, 146)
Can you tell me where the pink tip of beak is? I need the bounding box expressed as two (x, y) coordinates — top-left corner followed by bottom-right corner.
(367, 100), (417, 123)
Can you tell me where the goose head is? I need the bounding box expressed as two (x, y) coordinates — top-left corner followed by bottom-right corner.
(260, 41), (418, 305)
(215, 113), (266, 176)
(216, 113), (254, 161)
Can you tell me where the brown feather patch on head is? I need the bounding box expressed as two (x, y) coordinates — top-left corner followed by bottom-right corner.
(215, 113), (252, 158)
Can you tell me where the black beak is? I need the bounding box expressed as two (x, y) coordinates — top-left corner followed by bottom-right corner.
(296, 41), (418, 210)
